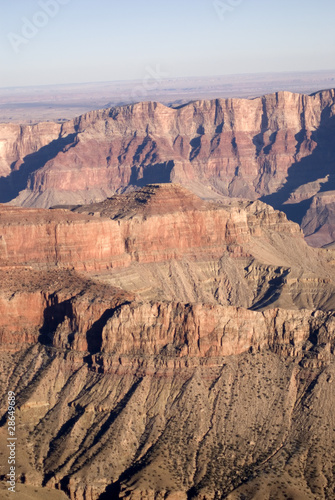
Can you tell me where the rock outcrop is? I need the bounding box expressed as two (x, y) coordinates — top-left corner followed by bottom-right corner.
(0, 269), (133, 353)
(302, 191), (335, 247)
(0, 122), (63, 177)
(1, 90), (335, 245)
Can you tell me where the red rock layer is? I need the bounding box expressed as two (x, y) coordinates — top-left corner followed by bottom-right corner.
(0, 269), (133, 352)
(0, 185), (303, 271)
(0, 90), (333, 208)
(2, 89), (335, 245)
(1, 267), (334, 368)
(98, 302), (335, 364)
(34, 92), (335, 196)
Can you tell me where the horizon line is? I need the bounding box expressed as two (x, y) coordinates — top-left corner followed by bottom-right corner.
(1, 68), (335, 91)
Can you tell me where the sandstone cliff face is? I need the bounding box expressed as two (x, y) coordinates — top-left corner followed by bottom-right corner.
(98, 302), (335, 361)
(1, 299), (335, 500)
(0, 205), (128, 271)
(2, 267), (333, 359)
(0, 122), (63, 177)
(0, 269), (133, 353)
(25, 91), (335, 200)
(1, 185), (334, 311)
(1, 184), (295, 272)
(0, 120), (76, 204)
(1, 185), (335, 499)
(1, 90), (335, 245)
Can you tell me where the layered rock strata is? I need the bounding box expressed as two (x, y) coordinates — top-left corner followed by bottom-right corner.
(0, 184), (300, 272)
(1, 185), (335, 499)
(1, 288), (335, 499)
(1, 89), (335, 245)
(1, 184), (334, 311)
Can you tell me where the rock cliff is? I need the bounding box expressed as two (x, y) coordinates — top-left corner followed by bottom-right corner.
(1, 90), (335, 245)
(1, 290), (335, 499)
(1, 186), (335, 499)
(0, 184), (334, 310)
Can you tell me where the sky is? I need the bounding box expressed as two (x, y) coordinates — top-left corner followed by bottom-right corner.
(1, 0), (335, 88)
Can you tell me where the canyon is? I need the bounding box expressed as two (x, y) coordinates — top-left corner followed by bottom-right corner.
(1, 87), (335, 499)
(1, 184), (335, 499)
(0, 89), (335, 246)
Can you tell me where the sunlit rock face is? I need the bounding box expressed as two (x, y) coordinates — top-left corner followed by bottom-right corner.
(1, 182), (335, 499)
(1, 89), (335, 245)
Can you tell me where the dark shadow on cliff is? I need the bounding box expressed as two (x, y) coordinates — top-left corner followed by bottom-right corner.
(253, 96), (270, 156)
(129, 160), (174, 187)
(38, 296), (75, 346)
(260, 111), (335, 225)
(250, 269), (290, 311)
(98, 482), (121, 499)
(86, 304), (130, 355)
(0, 133), (77, 203)
(40, 298), (131, 355)
(189, 125), (205, 161)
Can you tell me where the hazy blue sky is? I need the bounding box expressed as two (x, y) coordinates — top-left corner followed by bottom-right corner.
(1, 0), (334, 88)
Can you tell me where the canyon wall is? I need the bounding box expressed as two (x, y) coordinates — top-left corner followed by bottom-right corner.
(1, 278), (335, 500)
(1, 90), (335, 244)
(0, 185), (302, 271)
(1, 185), (334, 313)
(1, 186), (335, 499)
